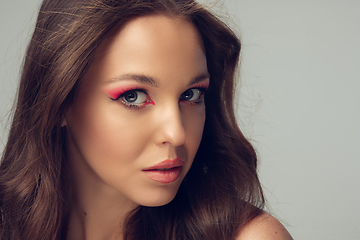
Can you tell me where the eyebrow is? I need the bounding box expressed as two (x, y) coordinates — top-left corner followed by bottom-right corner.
(189, 72), (210, 85)
(105, 72), (210, 87)
(106, 74), (158, 87)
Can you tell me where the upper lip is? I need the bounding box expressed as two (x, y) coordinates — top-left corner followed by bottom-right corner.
(143, 158), (184, 171)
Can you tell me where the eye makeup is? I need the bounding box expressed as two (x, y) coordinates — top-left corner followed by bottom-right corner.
(104, 85), (141, 100)
(179, 82), (209, 104)
(104, 85), (155, 106)
(189, 82), (209, 92)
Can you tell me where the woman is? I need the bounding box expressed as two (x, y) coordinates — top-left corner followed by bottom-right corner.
(0, 0), (292, 239)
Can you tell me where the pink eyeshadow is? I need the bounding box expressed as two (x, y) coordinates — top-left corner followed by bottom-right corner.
(104, 85), (139, 100)
(104, 85), (155, 105)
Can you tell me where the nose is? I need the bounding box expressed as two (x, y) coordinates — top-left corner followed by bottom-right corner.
(154, 103), (186, 147)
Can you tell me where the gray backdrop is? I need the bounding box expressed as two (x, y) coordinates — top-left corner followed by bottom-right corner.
(1, 0), (359, 239)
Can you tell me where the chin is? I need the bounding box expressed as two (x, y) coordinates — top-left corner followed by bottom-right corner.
(142, 197), (175, 207)
(133, 184), (181, 207)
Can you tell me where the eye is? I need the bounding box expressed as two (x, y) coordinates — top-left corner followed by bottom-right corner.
(122, 90), (147, 104)
(180, 88), (203, 102)
(118, 89), (154, 108)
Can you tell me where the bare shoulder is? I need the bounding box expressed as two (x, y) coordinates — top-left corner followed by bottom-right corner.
(237, 212), (293, 240)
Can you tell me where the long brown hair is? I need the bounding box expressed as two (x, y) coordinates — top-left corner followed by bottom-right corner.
(0, 0), (264, 239)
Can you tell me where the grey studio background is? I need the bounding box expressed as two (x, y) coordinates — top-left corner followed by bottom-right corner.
(1, 0), (359, 239)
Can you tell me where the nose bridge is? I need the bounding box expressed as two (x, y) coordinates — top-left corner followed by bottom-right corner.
(155, 102), (186, 147)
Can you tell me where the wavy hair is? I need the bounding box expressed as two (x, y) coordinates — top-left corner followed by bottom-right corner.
(0, 0), (264, 239)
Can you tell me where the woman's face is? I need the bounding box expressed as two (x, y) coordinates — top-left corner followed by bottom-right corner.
(65, 15), (208, 207)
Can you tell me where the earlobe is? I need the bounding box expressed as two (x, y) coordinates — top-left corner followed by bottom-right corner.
(61, 118), (67, 127)
(63, 107), (73, 127)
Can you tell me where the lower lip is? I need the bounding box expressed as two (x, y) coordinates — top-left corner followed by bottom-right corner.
(143, 167), (182, 184)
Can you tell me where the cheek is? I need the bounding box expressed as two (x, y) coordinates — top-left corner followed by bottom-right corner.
(183, 107), (206, 154)
(68, 100), (149, 163)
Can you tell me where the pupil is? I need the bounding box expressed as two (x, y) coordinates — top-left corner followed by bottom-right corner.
(183, 90), (193, 100)
(125, 91), (137, 102)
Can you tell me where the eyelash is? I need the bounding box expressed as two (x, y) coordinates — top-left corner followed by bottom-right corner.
(114, 89), (153, 109)
(179, 85), (208, 105)
(112, 85), (208, 109)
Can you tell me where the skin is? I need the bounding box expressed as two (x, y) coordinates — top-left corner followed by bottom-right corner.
(63, 14), (293, 240)
(237, 212), (294, 240)
(64, 15), (209, 239)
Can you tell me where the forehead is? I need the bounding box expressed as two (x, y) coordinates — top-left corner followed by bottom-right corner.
(90, 15), (206, 74)
(100, 14), (204, 52)
(116, 15), (203, 48)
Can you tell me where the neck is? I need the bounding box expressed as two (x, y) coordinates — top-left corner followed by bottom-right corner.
(65, 151), (139, 240)
(66, 195), (138, 240)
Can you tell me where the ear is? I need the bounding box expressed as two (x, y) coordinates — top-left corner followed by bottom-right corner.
(62, 106), (72, 127)
(61, 118), (67, 127)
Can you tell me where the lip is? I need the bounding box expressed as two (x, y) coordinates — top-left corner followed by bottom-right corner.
(142, 158), (184, 183)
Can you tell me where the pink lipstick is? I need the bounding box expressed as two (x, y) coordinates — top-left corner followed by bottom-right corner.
(143, 158), (184, 183)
